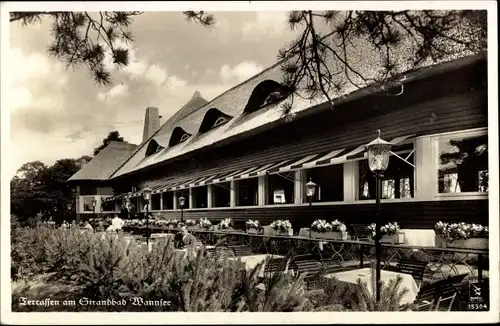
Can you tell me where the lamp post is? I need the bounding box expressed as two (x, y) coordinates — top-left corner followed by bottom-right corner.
(91, 197), (97, 232)
(178, 195), (186, 222)
(365, 130), (392, 304)
(305, 178), (317, 206)
(66, 203), (72, 222)
(142, 187), (152, 246)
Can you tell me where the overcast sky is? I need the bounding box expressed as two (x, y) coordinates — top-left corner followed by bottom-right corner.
(7, 11), (301, 176)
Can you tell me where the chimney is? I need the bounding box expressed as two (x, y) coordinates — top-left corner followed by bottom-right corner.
(142, 107), (161, 143)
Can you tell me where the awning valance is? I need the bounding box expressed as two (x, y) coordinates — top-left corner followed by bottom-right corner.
(345, 134), (416, 161)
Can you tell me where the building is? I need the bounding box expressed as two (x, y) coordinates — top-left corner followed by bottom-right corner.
(68, 53), (488, 230)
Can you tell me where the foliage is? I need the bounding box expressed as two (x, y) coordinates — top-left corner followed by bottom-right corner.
(93, 130), (126, 155)
(199, 217), (212, 229)
(10, 11), (215, 85)
(278, 10), (486, 115)
(311, 219), (347, 233)
(349, 268), (414, 311)
(270, 219), (292, 232)
(218, 218), (233, 230)
(11, 226), (417, 312)
(435, 221), (488, 242)
(367, 222), (400, 237)
(245, 219), (261, 229)
(10, 158), (88, 224)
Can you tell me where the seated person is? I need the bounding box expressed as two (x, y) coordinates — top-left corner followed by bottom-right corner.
(111, 215), (125, 231)
(174, 226), (197, 248)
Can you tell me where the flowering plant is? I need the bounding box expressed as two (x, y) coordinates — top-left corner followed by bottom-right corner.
(185, 219), (197, 227)
(367, 222), (400, 237)
(330, 219), (347, 232)
(153, 219), (169, 227)
(219, 218), (233, 230)
(199, 217), (212, 229)
(270, 219), (292, 232)
(311, 219), (332, 232)
(245, 220), (261, 229)
(167, 219), (179, 227)
(435, 222), (488, 242)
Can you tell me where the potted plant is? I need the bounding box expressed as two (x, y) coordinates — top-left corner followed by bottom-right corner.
(167, 219), (179, 230)
(185, 219), (197, 229)
(245, 219), (261, 234)
(218, 218), (233, 232)
(310, 219), (348, 240)
(269, 219), (293, 236)
(434, 222), (488, 250)
(367, 222), (404, 244)
(199, 217), (213, 230)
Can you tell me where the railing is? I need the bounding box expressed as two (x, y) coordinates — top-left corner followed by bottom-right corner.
(124, 225), (489, 282)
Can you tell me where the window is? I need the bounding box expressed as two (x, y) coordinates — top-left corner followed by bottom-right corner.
(162, 192), (174, 210)
(358, 143), (415, 200)
(213, 182), (231, 207)
(169, 127), (192, 147)
(101, 199), (115, 212)
(177, 191), (190, 209)
(213, 117), (228, 128)
(151, 193), (161, 210)
(268, 174), (294, 204)
(145, 139), (164, 157)
(305, 164), (344, 202)
(198, 108), (232, 133)
(192, 186), (208, 208)
(243, 80), (292, 114)
(237, 178), (258, 206)
(437, 132), (488, 194)
(83, 197), (96, 212)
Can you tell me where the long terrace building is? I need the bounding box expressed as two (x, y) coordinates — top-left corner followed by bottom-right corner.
(68, 54), (488, 230)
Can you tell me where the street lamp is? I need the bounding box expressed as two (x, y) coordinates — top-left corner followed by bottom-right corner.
(365, 130), (392, 304)
(305, 178), (317, 206)
(91, 197), (97, 232)
(142, 187), (152, 246)
(178, 194), (186, 222)
(66, 203), (72, 222)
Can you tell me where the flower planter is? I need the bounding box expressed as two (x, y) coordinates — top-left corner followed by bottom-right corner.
(269, 229), (293, 237)
(380, 233), (405, 244)
(435, 235), (448, 248)
(446, 238), (488, 250)
(310, 230), (348, 240)
(246, 228), (260, 234)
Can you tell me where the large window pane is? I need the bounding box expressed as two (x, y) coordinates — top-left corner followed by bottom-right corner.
(83, 197), (95, 212)
(305, 164), (344, 202)
(438, 133), (488, 193)
(359, 144), (415, 200)
(193, 186), (208, 208)
(213, 182), (230, 207)
(151, 193), (161, 210)
(237, 178), (258, 206)
(268, 174), (294, 204)
(162, 192), (174, 210)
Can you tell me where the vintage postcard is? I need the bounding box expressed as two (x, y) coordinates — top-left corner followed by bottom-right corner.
(1, 1), (498, 324)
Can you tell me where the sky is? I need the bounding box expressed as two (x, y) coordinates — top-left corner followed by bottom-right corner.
(6, 11), (300, 177)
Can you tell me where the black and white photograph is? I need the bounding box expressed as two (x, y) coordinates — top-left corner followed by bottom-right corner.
(1, 1), (498, 324)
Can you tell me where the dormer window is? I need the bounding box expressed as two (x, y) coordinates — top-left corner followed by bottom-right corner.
(198, 108), (232, 134)
(145, 139), (165, 157)
(243, 80), (292, 114)
(213, 116), (228, 128)
(169, 127), (192, 147)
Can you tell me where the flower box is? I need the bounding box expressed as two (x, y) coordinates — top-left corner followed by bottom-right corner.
(246, 227), (260, 234)
(270, 229), (293, 237)
(380, 233), (405, 244)
(435, 235), (447, 248)
(310, 230), (348, 240)
(446, 238), (488, 250)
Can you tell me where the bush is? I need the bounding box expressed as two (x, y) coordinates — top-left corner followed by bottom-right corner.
(11, 227), (414, 312)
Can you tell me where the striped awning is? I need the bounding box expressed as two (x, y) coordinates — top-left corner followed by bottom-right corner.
(345, 134), (416, 161)
(170, 175), (208, 191)
(268, 151), (346, 174)
(103, 193), (128, 202)
(300, 149), (347, 169)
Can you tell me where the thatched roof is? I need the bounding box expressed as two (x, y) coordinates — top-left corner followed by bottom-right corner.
(67, 141), (137, 181)
(111, 52), (485, 179)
